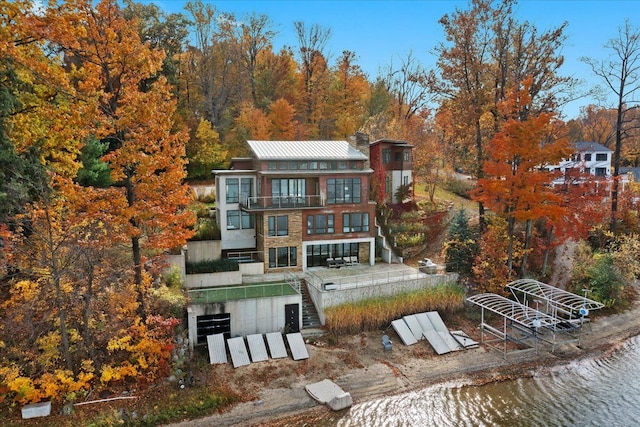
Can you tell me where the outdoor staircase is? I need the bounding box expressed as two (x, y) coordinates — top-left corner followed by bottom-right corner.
(301, 281), (321, 329)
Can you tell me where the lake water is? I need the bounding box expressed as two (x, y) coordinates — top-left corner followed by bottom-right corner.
(333, 335), (640, 426)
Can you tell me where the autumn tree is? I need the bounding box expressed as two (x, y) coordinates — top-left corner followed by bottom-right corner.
(184, 0), (245, 130)
(472, 79), (571, 277)
(381, 51), (434, 121)
(269, 98), (297, 139)
(230, 12), (277, 105)
(583, 19), (640, 233)
(187, 118), (228, 179)
(294, 21), (331, 137)
(42, 0), (195, 316)
(435, 0), (574, 228)
(327, 50), (370, 138)
(472, 215), (512, 294)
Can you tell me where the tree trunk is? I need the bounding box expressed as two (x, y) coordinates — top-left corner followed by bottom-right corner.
(541, 225), (554, 275)
(506, 215), (515, 277)
(520, 219), (532, 278)
(125, 174), (146, 320)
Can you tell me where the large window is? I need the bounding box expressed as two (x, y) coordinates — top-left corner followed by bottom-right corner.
(306, 243), (359, 267)
(271, 178), (306, 199)
(343, 213), (369, 233)
(268, 215), (288, 236)
(596, 153), (608, 161)
(227, 210), (254, 230)
(240, 178), (253, 199)
(327, 178), (361, 204)
(226, 178), (239, 203)
(227, 210), (239, 229)
(269, 247), (297, 268)
(307, 214), (334, 234)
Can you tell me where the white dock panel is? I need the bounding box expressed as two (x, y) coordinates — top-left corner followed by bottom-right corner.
(286, 333), (309, 360)
(391, 319), (418, 346)
(423, 330), (451, 355)
(206, 334), (227, 364)
(246, 334), (269, 362)
(266, 332), (288, 359)
(416, 312), (434, 333)
(426, 311), (449, 333)
(227, 337), (251, 368)
(451, 331), (479, 349)
(427, 311), (462, 352)
(403, 314), (424, 341)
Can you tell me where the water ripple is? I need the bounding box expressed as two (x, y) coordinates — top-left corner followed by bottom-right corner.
(336, 335), (640, 426)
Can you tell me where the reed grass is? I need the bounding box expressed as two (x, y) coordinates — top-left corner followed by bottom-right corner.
(324, 282), (465, 335)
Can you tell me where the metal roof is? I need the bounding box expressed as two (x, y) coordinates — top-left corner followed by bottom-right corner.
(466, 293), (560, 329)
(506, 279), (605, 312)
(247, 140), (368, 161)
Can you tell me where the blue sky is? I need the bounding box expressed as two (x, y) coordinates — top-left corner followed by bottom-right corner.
(146, 0), (640, 119)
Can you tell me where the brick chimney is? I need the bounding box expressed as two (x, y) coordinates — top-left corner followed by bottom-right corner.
(350, 131), (370, 169)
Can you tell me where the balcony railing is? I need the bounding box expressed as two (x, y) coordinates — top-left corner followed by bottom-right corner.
(240, 194), (325, 211)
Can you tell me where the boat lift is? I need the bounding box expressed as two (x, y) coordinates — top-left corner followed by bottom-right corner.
(466, 293), (560, 358)
(467, 280), (604, 358)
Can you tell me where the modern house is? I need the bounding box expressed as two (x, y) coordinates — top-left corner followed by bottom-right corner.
(369, 138), (414, 203)
(213, 134), (377, 272)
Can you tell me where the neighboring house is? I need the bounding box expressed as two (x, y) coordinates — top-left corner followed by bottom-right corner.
(621, 167), (640, 183)
(369, 138), (413, 203)
(213, 136), (377, 272)
(547, 141), (612, 178)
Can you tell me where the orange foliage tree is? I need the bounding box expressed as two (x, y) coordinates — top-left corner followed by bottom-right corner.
(472, 78), (572, 277)
(0, 0), (193, 406)
(40, 0), (195, 316)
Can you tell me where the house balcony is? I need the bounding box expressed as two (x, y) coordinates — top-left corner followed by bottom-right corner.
(240, 195), (325, 211)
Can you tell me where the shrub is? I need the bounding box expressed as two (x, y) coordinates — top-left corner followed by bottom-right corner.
(191, 218), (220, 241)
(443, 177), (475, 199)
(186, 259), (239, 274)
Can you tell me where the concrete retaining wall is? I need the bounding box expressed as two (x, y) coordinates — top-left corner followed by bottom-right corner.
(186, 240), (222, 263)
(185, 270), (242, 288)
(240, 262), (264, 276)
(187, 294), (302, 347)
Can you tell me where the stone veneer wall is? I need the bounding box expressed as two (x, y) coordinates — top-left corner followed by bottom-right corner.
(262, 210), (303, 272)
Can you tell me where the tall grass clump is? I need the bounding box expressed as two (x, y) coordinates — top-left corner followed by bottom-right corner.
(324, 282), (465, 335)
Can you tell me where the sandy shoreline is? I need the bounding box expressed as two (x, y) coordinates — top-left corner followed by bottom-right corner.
(166, 294), (640, 427)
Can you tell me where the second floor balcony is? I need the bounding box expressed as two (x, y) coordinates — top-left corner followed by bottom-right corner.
(240, 194), (325, 211)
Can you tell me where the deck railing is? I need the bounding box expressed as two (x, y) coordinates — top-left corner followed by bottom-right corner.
(240, 194), (325, 210)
